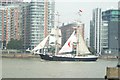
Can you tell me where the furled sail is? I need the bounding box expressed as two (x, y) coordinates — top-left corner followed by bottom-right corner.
(49, 28), (62, 48)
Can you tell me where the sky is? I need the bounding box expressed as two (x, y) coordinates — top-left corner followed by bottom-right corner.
(55, 0), (119, 39)
(24, 0), (119, 39)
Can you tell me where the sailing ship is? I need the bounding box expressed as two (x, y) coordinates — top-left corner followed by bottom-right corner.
(31, 27), (62, 55)
(35, 22), (98, 61)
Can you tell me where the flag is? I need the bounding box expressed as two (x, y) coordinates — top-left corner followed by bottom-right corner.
(79, 9), (82, 12)
(78, 9), (82, 16)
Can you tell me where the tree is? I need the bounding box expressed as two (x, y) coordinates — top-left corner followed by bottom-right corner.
(7, 39), (23, 50)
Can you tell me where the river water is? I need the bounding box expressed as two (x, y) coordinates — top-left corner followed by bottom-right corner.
(2, 58), (118, 78)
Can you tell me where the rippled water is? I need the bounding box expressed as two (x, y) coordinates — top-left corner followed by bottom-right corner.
(2, 58), (118, 78)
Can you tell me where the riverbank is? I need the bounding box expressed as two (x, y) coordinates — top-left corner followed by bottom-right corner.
(1, 49), (40, 58)
(99, 55), (118, 59)
(1, 53), (118, 59)
(1, 49), (119, 59)
(2, 53), (40, 58)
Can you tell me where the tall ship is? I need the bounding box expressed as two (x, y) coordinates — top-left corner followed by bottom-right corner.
(32, 22), (98, 61)
(32, 26), (62, 55)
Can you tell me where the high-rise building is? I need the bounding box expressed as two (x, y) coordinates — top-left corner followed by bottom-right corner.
(0, 7), (2, 49)
(28, 0), (55, 49)
(0, 4), (24, 49)
(0, 0), (55, 50)
(102, 9), (119, 21)
(90, 20), (95, 52)
(101, 21), (109, 54)
(90, 8), (102, 54)
(1, 0), (23, 6)
(21, 3), (30, 50)
(118, 1), (120, 9)
(118, 1), (120, 53)
(101, 9), (120, 55)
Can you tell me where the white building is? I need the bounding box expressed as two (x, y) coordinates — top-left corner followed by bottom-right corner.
(90, 8), (102, 54)
(29, 0), (55, 49)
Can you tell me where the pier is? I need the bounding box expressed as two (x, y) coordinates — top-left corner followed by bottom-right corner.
(105, 67), (120, 80)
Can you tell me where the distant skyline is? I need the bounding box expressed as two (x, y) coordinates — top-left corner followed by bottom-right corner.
(55, 0), (119, 39)
(23, 0), (119, 39)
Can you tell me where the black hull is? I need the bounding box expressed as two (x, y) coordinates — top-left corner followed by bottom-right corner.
(39, 54), (98, 61)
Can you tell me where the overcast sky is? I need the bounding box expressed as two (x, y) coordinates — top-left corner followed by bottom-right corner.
(24, 0), (119, 39)
(55, 0), (119, 39)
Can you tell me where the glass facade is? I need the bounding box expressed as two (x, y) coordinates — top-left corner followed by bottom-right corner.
(0, 8), (2, 49)
(101, 21), (109, 54)
(102, 9), (120, 21)
(101, 9), (119, 55)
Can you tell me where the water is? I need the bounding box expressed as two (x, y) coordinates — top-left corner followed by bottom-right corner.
(2, 58), (118, 78)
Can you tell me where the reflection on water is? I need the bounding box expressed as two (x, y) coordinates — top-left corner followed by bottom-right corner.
(2, 58), (118, 78)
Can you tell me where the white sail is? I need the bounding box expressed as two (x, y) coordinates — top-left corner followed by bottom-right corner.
(58, 31), (77, 53)
(32, 35), (49, 52)
(49, 28), (62, 47)
(58, 29), (62, 47)
(26, 48), (31, 52)
(77, 28), (91, 55)
(58, 28), (91, 55)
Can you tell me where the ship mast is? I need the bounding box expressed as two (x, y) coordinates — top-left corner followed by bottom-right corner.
(76, 10), (82, 56)
(54, 12), (60, 55)
(72, 23), (82, 56)
(76, 25), (80, 56)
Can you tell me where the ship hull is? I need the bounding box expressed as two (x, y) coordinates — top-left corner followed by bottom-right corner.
(39, 54), (98, 61)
